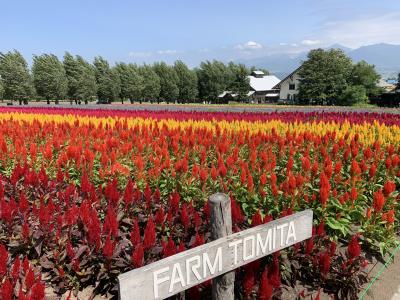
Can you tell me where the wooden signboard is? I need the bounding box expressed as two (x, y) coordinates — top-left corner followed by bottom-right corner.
(118, 201), (313, 300)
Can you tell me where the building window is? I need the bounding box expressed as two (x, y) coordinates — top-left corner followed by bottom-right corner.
(289, 84), (296, 90)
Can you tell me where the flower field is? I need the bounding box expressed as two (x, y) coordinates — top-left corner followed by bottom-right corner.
(0, 107), (399, 299)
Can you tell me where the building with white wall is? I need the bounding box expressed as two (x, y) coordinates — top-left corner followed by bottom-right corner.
(247, 71), (280, 103)
(273, 66), (301, 102)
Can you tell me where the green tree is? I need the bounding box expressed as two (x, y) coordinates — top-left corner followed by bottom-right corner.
(0, 80), (4, 101)
(115, 63), (143, 103)
(197, 60), (232, 103)
(350, 60), (381, 96)
(173, 60), (198, 103)
(228, 62), (251, 101)
(0, 50), (32, 103)
(75, 56), (97, 103)
(338, 85), (368, 106)
(32, 54), (68, 104)
(138, 65), (160, 103)
(94, 56), (121, 103)
(153, 62), (179, 103)
(63, 52), (80, 100)
(298, 49), (352, 105)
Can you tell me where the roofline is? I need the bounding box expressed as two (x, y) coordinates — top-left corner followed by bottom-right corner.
(273, 65), (302, 89)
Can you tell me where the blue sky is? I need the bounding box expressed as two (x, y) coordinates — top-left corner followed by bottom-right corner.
(1, 0), (400, 66)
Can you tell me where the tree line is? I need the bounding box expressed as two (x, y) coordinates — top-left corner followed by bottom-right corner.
(0, 49), (392, 105)
(0, 50), (258, 104)
(298, 48), (384, 105)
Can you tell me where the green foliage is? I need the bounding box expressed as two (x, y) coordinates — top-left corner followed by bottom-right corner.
(94, 57), (121, 102)
(350, 60), (381, 96)
(228, 62), (251, 100)
(76, 56), (97, 103)
(174, 60), (198, 103)
(0, 80), (4, 100)
(196, 60), (232, 102)
(153, 62), (179, 102)
(298, 49), (352, 104)
(138, 65), (160, 102)
(64, 53), (97, 103)
(115, 63), (144, 103)
(32, 54), (68, 101)
(0, 50), (32, 101)
(338, 85), (368, 106)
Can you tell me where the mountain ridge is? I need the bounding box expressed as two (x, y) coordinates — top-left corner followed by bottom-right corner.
(239, 43), (400, 79)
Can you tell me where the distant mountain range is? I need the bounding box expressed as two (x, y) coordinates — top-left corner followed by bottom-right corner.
(238, 43), (400, 80)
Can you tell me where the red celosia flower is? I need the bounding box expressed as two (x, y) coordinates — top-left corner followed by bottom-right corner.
(0, 244), (8, 278)
(319, 251), (331, 275)
(192, 233), (204, 248)
(350, 159), (361, 177)
(193, 211), (202, 230)
(155, 207), (165, 226)
(350, 187), (358, 202)
(104, 179), (120, 206)
(66, 240), (75, 260)
(247, 174), (254, 192)
(132, 244), (144, 268)
(163, 237), (177, 258)
(203, 201), (210, 218)
(242, 266), (255, 296)
(373, 190), (385, 212)
(144, 183), (152, 208)
(383, 180), (396, 197)
(329, 241), (337, 256)
(153, 188), (161, 203)
(180, 204), (190, 229)
(143, 217), (156, 250)
(259, 268), (273, 300)
(12, 256), (20, 281)
(386, 209), (395, 224)
(251, 210), (263, 227)
(123, 180), (134, 207)
(231, 197), (244, 224)
(347, 235), (361, 259)
(178, 242), (186, 253)
(169, 192), (180, 211)
(102, 236), (115, 259)
(268, 257), (281, 288)
(103, 207), (119, 238)
(22, 257), (30, 274)
(316, 221), (325, 236)
(305, 237), (314, 255)
(25, 267), (36, 290)
(260, 173), (267, 186)
(30, 282), (45, 300)
(1, 279), (13, 300)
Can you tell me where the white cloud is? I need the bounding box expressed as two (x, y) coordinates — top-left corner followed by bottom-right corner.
(301, 39), (321, 46)
(234, 41), (263, 50)
(157, 49), (181, 55)
(321, 12), (400, 48)
(128, 51), (152, 58)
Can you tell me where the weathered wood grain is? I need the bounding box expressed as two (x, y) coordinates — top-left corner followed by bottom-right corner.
(118, 209), (313, 300)
(209, 193), (234, 300)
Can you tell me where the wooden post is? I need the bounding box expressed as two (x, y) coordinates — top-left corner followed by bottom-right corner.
(209, 193), (234, 300)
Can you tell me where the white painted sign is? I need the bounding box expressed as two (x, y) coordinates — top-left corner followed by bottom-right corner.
(118, 209), (313, 300)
